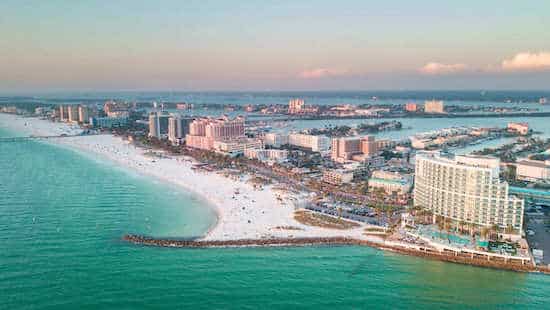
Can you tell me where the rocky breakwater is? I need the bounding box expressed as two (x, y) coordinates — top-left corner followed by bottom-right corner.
(123, 234), (362, 248)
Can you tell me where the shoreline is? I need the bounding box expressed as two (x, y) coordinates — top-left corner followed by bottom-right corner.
(4, 113), (547, 274)
(0, 113), (371, 242)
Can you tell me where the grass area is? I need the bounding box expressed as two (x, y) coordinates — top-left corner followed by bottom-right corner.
(293, 210), (360, 230)
(364, 227), (386, 232)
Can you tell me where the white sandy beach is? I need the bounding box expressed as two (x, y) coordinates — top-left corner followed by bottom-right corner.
(1, 113), (378, 242)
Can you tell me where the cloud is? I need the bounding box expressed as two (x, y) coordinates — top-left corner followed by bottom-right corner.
(299, 68), (348, 79)
(419, 62), (468, 75)
(501, 52), (550, 71)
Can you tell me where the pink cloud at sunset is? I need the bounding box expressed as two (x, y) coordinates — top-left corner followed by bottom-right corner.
(502, 52), (550, 71)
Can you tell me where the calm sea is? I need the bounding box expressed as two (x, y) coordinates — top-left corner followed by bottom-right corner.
(1, 119), (549, 308)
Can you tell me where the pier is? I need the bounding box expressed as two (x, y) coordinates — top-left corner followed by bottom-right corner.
(0, 134), (95, 143)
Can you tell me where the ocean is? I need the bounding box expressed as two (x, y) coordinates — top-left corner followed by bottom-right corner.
(1, 91), (550, 308)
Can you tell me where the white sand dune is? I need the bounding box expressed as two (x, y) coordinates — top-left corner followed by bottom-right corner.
(1, 113), (376, 241)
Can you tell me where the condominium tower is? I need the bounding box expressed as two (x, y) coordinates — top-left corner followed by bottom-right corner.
(185, 116), (245, 150)
(148, 112), (170, 138)
(168, 115), (191, 144)
(414, 152), (524, 231)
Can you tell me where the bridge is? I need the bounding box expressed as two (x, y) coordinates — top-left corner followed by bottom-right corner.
(509, 186), (550, 204)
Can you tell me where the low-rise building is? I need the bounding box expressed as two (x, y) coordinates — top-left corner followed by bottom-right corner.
(515, 159), (550, 182)
(323, 169), (354, 185)
(213, 138), (263, 156)
(90, 116), (129, 128)
(507, 122), (529, 135)
(244, 148), (288, 162)
(368, 170), (412, 194)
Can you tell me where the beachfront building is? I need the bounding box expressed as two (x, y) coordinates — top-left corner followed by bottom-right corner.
(185, 116), (246, 151)
(78, 105), (90, 123)
(67, 105), (79, 123)
(263, 132), (289, 148)
(213, 137), (263, 156)
(424, 100), (445, 114)
(507, 122), (529, 135)
(414, 151), (524, 231)
(168, 115), (191, 145)
(323, 169), (354, 185)
(148, 112), (170, 139)
(244, 148), (288, 163)
(288, 133), (330, 152)
(89, 116), (129, 128)
(59, 105), (69, 121)
(368, 170), (412, 194)
(515, 159), (550, 182)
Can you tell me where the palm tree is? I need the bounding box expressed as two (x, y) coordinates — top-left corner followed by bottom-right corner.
(505, 224), (514, 235)
(491, 224), (500, 241)
(480, 226), (489, 240)
(459, 221), (467, 234)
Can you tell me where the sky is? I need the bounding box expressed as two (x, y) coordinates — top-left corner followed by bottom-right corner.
(1, 0), (550, 92)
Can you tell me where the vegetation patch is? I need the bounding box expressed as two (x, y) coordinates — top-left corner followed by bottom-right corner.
(293, 210), (360, 230)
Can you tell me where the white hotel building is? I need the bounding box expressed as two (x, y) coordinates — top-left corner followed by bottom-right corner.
(288, 133), (330, 152)
(414, 152), (524, 231)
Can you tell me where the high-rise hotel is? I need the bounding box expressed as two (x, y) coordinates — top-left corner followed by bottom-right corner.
(414, 152), (524, 231)
(185, 116), (246, 150)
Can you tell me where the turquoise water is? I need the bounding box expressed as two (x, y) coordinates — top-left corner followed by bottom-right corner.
(1, 127), (550, 309)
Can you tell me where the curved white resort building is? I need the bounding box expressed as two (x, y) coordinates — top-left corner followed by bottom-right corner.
(414, 152), (524, 231)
